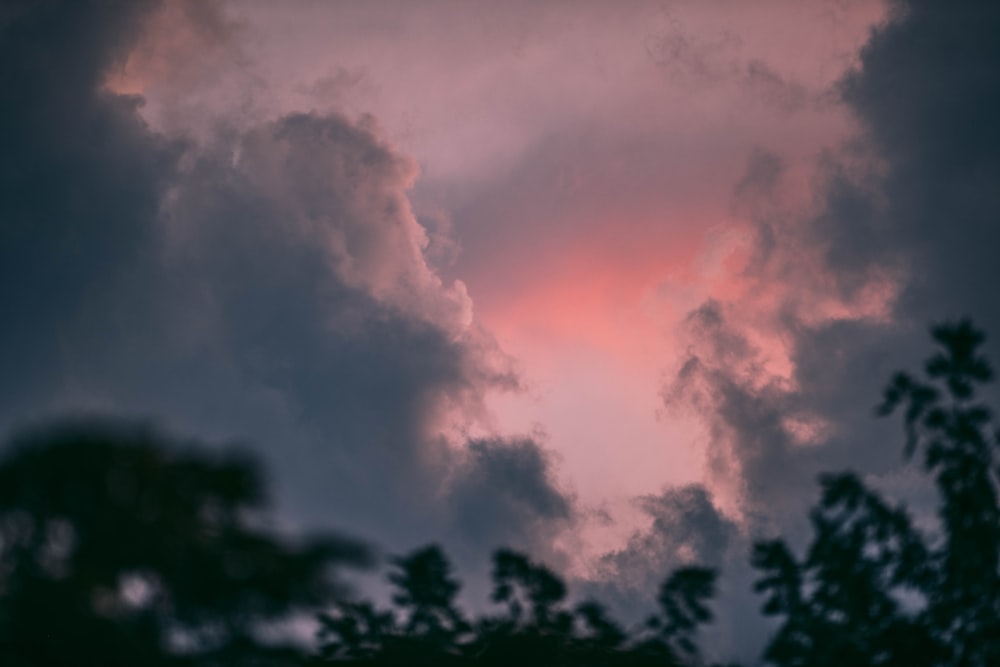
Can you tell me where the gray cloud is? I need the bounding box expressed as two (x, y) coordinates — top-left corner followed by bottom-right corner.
(598, 484), (735, 587)
(582, 483), (770, 663)
(0, 0), (175, 413)
(10, 0), (1000, 662)
(838, 0), (1000, 327)
(0, 0), (573, 568)
(667, 303), (805, 518)
(446, 437), (573, 559)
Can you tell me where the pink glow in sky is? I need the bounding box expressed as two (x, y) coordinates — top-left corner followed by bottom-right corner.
(113, 0), (891, 554)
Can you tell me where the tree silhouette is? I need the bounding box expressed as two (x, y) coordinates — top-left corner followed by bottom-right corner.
(317, 542), (724, 666)
(751, 473), (936, 667)
(0, 419), (371, 666)
(388, 544), (469, 644)
(469, 548), (575, 665)
(316, 600), (396, 664)
(753, 320), (1000, 667)
(470, 549), (724, 667)
(878, 320), (1000, 666)
(652, 566), (718, 662)
(570, 599), (628, 662)
(318, 544), (471, 666)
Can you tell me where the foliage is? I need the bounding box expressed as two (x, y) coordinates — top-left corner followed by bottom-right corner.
(652, 566), (718, 661)
(753, 320), (1000, 667)
(318, 546), (718, 666)
(0, 419), (371, 666)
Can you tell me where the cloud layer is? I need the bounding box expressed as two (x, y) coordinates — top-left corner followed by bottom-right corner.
(7, 0), (1000, 663)
(0, 0), (571, 568)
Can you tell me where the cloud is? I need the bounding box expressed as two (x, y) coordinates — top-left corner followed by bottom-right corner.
(662, 0), (1000, 543)
(446, 437), (574, 559)
(838, 0), (1000, 326)
(0, 0), (572, 568)
(581, 483), (768, 663)
(155, 108), (535, 549)
(644, 7), (837, 115)
(11, 2), (1000, 663)
(0, 0), (176, 416)
(598, 484), (736, 586)
(103, 0), (240, 93)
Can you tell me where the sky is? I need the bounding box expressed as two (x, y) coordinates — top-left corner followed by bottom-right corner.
(3, 0), (1000, 662)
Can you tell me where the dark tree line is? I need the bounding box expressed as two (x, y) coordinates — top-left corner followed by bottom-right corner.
(316, 545), (721, 667)
(1, 321), (997, 665)
(0, 422), (372, 666)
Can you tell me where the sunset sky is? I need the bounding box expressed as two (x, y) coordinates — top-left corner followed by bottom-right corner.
(3, 0), (1000, 661)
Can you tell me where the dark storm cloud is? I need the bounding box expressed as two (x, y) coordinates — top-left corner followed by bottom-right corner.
(446, 437), (573, 558)
(835, 0), (1000, 406)
(0, 0), (175, 415)
(839, 0), (1000, 325)
(0, 0), (572, 562)
(158, 117), (476, 533)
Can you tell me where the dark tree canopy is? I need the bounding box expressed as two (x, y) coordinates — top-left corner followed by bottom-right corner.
(0, 419), (372, 666)
(318, 545), (719, 666)
(753, 320), (1000, 667)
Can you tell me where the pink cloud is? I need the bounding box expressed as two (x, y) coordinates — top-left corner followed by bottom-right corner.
(114, 0), (891, 563)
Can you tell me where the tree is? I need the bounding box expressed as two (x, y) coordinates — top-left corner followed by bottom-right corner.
(652, 566), (719, 663)
(751, 473), (936, 667)
(753, 320), (1000, 667)
(318, 544), (470, 666)
(878, 320), (1000, 666)
(388, 544), (468, 644)
(468, 548), (575, 665)
(0, 418), (371, 666)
